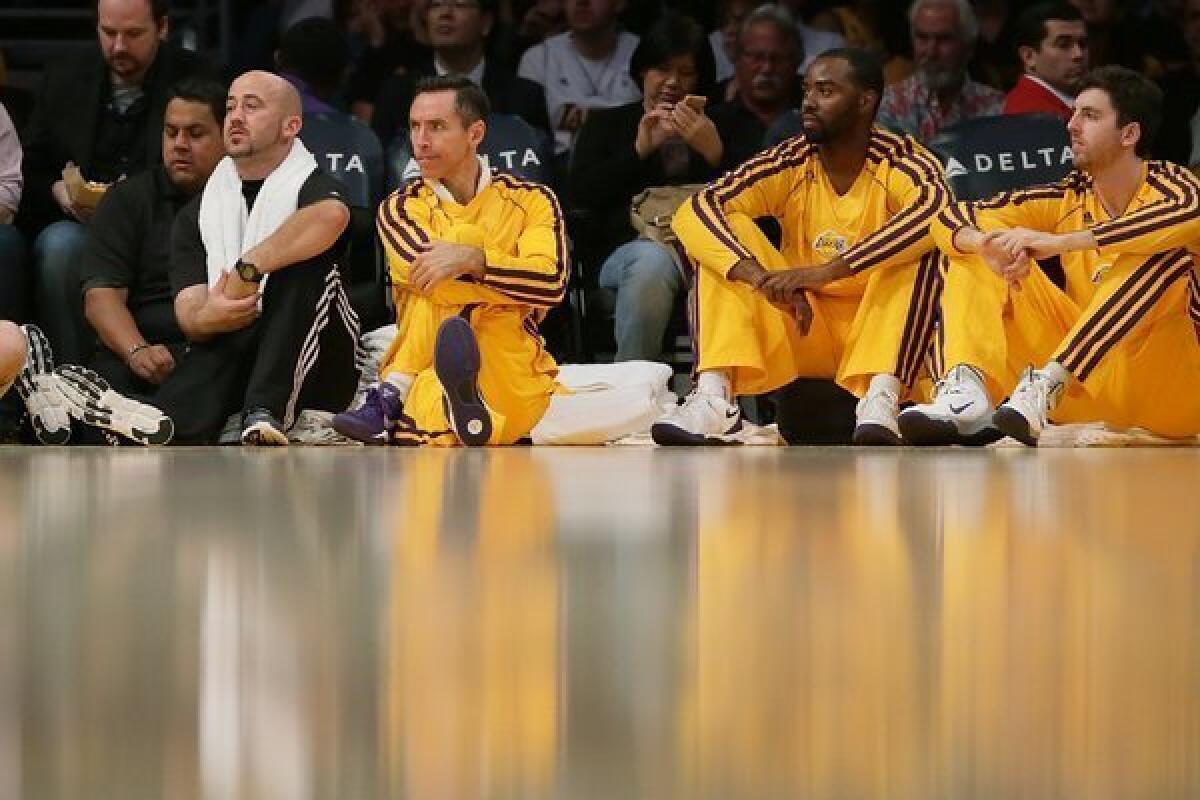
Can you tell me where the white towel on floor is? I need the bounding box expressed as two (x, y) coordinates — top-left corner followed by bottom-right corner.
(532, 361), (677, 445)
(198, 139), (317, 289)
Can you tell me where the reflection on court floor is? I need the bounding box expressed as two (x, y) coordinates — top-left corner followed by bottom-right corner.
(1, 447), (1198, 799)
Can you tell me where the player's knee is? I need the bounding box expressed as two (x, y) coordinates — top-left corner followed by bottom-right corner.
(0, 321), (25, 380)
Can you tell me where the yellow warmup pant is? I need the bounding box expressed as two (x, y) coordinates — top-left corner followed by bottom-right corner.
(694, 213), (943, 400)
(380, 280), (559, 446)
(940, 249), (1200, 438)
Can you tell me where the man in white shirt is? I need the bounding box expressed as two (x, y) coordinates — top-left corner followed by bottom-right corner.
(518, 0), (641, 154)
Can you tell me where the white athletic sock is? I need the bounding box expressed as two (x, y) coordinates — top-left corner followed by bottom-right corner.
(868, 373), (902, 396)
(385, 373), (415, 403)
(696, 370), (732, 403)
(951, 363), (989, 393)
(1038, 361), (1070, 389)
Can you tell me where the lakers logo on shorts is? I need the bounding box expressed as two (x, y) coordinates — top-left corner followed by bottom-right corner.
(813, 230), (849, 260)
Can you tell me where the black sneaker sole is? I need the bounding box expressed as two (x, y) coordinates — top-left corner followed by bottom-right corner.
(898, 411), (1003, 447)
(992, 406), (1039, 447)
(434, 316), (492, 447)
(852, 423), (902, 446)
(650, 420), (743, 446)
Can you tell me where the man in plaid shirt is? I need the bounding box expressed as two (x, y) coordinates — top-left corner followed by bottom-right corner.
(878, 0), (1004, 142)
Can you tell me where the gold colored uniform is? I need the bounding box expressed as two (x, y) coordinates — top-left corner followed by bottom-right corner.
(671, 128), (951, 399)
(376, 171), (569, 445)
(932, 160), (1200, 437)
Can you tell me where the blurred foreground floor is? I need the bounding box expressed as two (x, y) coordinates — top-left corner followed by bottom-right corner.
(1, 446), (1199, 800)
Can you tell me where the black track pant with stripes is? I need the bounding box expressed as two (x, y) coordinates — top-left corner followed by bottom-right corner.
(143, 257), (362, 444)
(939, 247), (1200, 438)
(692, 213), (944, 401)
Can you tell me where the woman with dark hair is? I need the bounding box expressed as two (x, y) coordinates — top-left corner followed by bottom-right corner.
(568, 13), (723, 363)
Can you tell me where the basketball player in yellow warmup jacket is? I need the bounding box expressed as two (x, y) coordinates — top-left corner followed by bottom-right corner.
(333, 75), (568, 446)
(900, 66), (1200, 446)
(654, 47), (952, 446)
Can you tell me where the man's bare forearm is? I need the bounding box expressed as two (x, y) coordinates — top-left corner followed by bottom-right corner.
(85, 287), (148, 358)
(242, 200), (350, 274)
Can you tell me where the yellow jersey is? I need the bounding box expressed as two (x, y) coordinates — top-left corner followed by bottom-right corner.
(672, 128), (951, 297)
(377, 170), (570, 312)
(932, 160), (1200, 307)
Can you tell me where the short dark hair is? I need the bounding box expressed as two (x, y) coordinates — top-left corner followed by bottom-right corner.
(816, 47), (885, 99)
(277, 16), (349, 97)
(1079, 66), (1163, 157)
(166, 77), (227, 127)
(629, 13), (717, 100)
(98, 0), (169, 22)
(413, 74), (491, 125)
(1014, 2), (1085, 51)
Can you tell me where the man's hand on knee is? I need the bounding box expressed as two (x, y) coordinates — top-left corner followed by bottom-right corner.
(790, 291), (813, 336)
(728, 258), (770, 289)
(410, 241), (485, 293)
(761, 261), (851, 298)
(981, 231), (1032, 283)
(197, 271), (260, 335)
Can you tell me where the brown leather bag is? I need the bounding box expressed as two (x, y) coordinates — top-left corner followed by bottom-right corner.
(629, 184), (706, 244)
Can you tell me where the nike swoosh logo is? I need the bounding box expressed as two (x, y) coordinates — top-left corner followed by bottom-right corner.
(725, 409), (740, 419)
(949, 403), (973, 414)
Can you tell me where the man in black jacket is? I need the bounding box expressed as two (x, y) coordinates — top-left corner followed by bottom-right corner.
(370, 0), (549, 151)
(20, 0), (217, 365)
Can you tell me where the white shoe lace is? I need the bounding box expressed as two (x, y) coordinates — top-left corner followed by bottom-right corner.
(662, 391), (739, 436)
(856, 388), (899, 430)
(1010, 369), (1061, 429)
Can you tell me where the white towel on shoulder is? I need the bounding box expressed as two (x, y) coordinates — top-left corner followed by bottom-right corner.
(197, 139), (317, 288)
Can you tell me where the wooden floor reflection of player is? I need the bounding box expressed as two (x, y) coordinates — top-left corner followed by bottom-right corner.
(380, 449), (560, 799)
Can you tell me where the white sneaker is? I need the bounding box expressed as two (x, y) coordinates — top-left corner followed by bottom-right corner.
(13, 325), (72, 445)
(853, 388), (901, 445)
(56, 365), (174, 446)
(651, 391), (743, 446)
(993, 367), (1062, 447)
(897, 364), (998, 446)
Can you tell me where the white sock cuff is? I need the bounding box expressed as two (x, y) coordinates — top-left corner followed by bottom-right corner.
(868, 373), (903, 396)
(696, 370), (732, 402)
(385, 373), (415, 402)
(1039, 361), (1070, 388)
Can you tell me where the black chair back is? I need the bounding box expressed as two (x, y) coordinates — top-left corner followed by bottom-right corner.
(301, 111), (385, 207)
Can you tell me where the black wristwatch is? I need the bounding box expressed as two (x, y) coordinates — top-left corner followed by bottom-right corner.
(235, 258), (263, 283)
